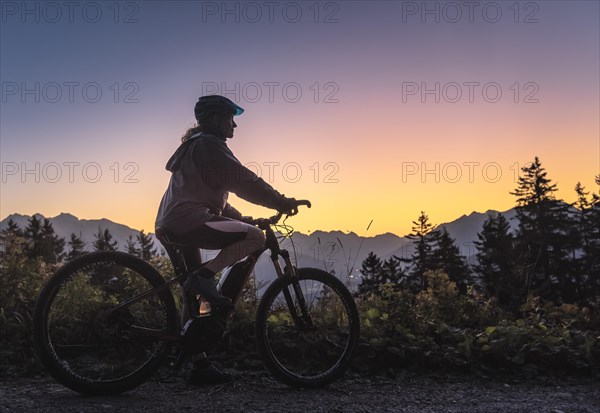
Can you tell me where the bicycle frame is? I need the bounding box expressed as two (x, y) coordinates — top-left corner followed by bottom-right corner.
(109, 212), (313, 341)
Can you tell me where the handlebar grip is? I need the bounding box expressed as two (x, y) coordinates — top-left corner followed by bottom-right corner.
(297, 200), (311, 208)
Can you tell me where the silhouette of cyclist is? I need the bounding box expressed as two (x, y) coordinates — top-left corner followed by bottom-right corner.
(155, 95), (301, 384)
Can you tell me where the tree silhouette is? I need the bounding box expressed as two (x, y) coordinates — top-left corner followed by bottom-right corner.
(0, 219), (24, 260)
(137, 230), (157, 261)
(510, 157), (572, 302)
(24, 216), (65, 263)
(381, 255), (405, 285)
(93, 227), (118, 252)
(67, 233), (86, 261)
(24, 216), (43, 259)
(404, 211), (438, 291)
(358, 252), (384, 296)
(572, 179), (600, 301)
(432, 228), (472, 293)
(473, 213), (517, 305)
(41, 219), (65, 263)
(125, 235), (141, 257)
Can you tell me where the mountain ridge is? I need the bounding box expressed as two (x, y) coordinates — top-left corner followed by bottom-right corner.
(1, 209), (516, 288)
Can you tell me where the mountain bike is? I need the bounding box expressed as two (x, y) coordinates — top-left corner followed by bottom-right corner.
(32, 202), (360, 395)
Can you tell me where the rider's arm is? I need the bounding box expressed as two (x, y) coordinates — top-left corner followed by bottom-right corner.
(222, 203), (243, 220)
(196, 138), (291, 211)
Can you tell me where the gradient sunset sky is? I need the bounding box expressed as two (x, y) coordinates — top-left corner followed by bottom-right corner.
(1, 1), (598, 236)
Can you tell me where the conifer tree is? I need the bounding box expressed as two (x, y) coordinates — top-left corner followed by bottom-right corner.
(381, 255), (405, 286)
(510, 157), (572, 301)
(126, 235), (141, 257)
(431, 228), (472, 293)
(589, 176), (600, 300)
(40, 219), (65, 263)
(404, 211), (438, 291)
(24, 215), (43, 259)
(137, 230), (157, 261)
(67, 233), (86, 261)
(473, 213), (517, 304)
(24, 216), (65, 263)
(93, 227), (118, 252)
(2, 219), (23, 236)
(358, 251), (383, 296)
(573, 178), (600, 301)
(0, 219), (24, 260)
(0, 220), (33, 312)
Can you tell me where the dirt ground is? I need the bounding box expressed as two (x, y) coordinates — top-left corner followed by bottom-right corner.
(1, 370), (599, 413)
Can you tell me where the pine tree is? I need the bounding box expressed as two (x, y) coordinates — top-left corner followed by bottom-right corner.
(24, 215), (43, 259)
(404, 211), (438, 291)
(381, 255), (405, 286)
(431, 228), (472, 293)
(137, 230), (157, 261)
(40, 219), (65, 263)
(125, 235), (141, 257)
(67, 233), (86, 261)
(358, 252), (384, 296)
(589, 176), (600, 300)
(510, 157), (572, 302)
(473, 213), (518, 305)
(573, 177), (600, 302)
(0, 219), (24, 260)
(23, 216), (65, 263)
(2, 219), (23, 237)
(93, 227), (118, 252)
(0, 220), (36, 313)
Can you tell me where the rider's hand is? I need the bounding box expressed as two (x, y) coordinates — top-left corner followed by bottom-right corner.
(252, 218), (272, 228)
(242, 216), (270, 227)
(240, 215), (254, 224)
(277, 196), (300, 216)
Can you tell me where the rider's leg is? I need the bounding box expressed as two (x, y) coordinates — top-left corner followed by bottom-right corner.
(183, 219), (265, 307)
(202, 223), (265, 273)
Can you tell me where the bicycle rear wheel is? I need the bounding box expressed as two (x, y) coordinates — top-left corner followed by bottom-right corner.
(255, 268), (360, 387)
(33, 252), (178, 395)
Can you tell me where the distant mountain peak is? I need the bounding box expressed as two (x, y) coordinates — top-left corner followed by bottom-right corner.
(55, 212), (78, 219)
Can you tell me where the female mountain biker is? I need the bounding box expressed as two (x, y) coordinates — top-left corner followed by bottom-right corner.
(155, 95), (301, 384)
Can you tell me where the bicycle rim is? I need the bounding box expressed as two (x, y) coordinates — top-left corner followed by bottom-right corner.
(33, 252), (177, 395)
(256, 268), (359, 387)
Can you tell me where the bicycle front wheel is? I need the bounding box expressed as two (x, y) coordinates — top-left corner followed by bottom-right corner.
(33, 252), (178, 395)
(255, 268), (360, 387)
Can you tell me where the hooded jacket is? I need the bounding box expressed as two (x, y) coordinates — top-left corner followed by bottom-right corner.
(155, 132), (287, 235)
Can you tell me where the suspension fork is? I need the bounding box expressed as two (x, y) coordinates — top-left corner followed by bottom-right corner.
(270, 249), (314, 330)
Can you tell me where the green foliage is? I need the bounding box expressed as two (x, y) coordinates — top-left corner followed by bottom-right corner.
(356, 270), (599, 373)
(0, 228), (55, 374)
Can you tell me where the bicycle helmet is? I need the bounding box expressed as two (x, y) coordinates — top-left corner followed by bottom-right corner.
(194, 95), (244, 122)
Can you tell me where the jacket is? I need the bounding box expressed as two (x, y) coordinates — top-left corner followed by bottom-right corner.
(155, 132), (287, 235)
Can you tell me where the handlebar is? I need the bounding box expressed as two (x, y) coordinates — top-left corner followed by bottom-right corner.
(248, 199), (311, 229)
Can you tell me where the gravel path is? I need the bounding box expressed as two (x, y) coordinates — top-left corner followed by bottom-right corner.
(1, 371), (599, 413)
